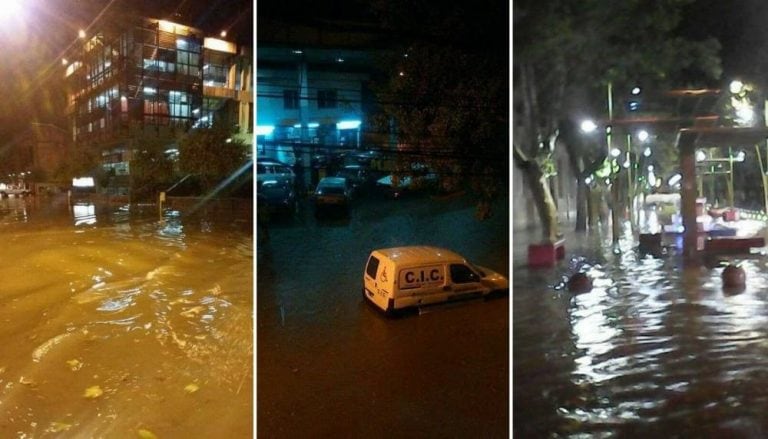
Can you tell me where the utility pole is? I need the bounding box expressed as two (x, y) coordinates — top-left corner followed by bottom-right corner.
(608, 82), (621, 244)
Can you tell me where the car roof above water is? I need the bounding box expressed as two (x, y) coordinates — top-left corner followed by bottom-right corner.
(373, 246), (466, 266)
(318, 177), (347, 187)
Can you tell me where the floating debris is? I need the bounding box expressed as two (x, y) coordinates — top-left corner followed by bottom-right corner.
(184, 383), (200, 393)
(83, 385), (103, 398)
(66, 359), (84, 371)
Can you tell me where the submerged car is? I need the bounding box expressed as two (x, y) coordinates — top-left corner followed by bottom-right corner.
(257, 159), (296, 211)
(363, 246), (508, 314)
(336, 164), (371, 192)
(313, 177), (353, 209)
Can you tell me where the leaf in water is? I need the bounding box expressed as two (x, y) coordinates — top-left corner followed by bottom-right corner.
(184, 383), (199, 394)
(84, 385), (103, 398)
(180, 306), (205, 318)
(137, 429), (158, 439)
(32, 333), (72, 362)
(47, 422), (73, 433)
(66, 359), (83, 371)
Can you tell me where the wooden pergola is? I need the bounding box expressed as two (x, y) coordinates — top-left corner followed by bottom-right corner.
(677, 127), (768, 259)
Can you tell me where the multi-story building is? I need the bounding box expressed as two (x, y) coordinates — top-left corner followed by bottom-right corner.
(256, 47), (372, 166)
(63, 13), (253, 181)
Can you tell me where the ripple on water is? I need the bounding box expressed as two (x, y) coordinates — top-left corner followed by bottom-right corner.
(515, 229), (768, 436)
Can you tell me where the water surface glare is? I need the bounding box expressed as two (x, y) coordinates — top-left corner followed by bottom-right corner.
(0, 196), (252, 437)
(514, 227), (768, 437)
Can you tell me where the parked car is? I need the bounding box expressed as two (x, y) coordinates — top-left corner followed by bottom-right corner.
(257, 159), (296, 212)
(0, 182), (32, 198)
(363, 246), (508, 314)
(344, 150), (381, 167)
(336, 164), (372, 192)
(313, 177), (353, 211)
(376, 164), (437, 197)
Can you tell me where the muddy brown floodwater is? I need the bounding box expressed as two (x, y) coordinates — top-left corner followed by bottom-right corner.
(0, 196), (253, 438)
(258, 195), (509, 437)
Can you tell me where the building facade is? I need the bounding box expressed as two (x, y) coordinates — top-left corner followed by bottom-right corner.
(1, 123), (69, 186)
(63, 14), (253, 179)
(256, 47), (371, 166)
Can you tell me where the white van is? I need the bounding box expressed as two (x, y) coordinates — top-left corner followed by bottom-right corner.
(363, 246), (508, 313)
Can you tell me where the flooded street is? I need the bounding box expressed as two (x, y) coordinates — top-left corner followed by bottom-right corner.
(0, 195), (253, 437)
(514, 224), (768, 437)
(257, 194), (509, 437)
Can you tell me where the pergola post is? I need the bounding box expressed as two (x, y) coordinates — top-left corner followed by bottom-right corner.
(679, 132), (699, 260)
(675, 127), (768, 262)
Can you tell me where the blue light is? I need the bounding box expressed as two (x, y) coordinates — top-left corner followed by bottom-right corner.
(256, 125), (275, 136)
(308, 122), (320, 128)
(336, 120), (361, 130)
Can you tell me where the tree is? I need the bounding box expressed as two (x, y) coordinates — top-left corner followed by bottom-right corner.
(54, 146), (102, 186)
(129, 134), (175, 202)
(369, 0), (508, 219)
(178, 123), (248, 193)
(514, 0), (721, 242)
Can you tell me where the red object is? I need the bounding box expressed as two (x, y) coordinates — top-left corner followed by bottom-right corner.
(723, 209), (739, 222)
(705, 237), (765, 253)
(722, 265), (746, 287)
(639, 233), (662, 252)
(528, 239), (565, 267)
(567, 272), (592, 293)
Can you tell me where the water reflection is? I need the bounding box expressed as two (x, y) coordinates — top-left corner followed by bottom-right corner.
(0, 195), (252, 437)
(72, 202), (97, 226)
(514, 224), (768, 436)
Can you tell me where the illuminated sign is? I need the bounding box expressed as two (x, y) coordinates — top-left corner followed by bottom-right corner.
(72, 177), (95, 188)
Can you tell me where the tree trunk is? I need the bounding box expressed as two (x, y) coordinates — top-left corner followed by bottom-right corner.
(588, 188), (598, 227)
(575, 179), (588, 231)
(522, 163), (560, 243)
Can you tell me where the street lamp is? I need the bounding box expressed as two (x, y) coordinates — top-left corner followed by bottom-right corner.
(580, 119), (597, 133)
(730, 80), (745, 94)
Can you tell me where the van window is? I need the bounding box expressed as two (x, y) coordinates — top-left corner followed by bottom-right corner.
(450, 264), (479, 284)
(366, 255), (380, 279)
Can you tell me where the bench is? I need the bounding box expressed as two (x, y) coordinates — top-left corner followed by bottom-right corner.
(705, 236), (766, 254)
(528, 239), (565, 267)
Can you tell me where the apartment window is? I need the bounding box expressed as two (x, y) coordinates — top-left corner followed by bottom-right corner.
(284, 90), (299, 109)
(317, 89), (337, 109)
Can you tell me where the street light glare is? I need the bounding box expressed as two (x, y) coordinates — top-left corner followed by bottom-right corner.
(631, 87), (641, 95)
(0, 0), (23, 21)
(637, 130), (649, 142)
(730, 80), (744, 94)
(580, 120), (597, 133)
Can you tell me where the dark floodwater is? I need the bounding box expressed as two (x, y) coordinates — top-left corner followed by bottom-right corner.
(514, 223), (768, 437)
(0, 195), (252, 437)
(257, 194), (509, 438)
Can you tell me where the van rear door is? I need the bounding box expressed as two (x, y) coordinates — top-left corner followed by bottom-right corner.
(364, 254), (387, 306)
